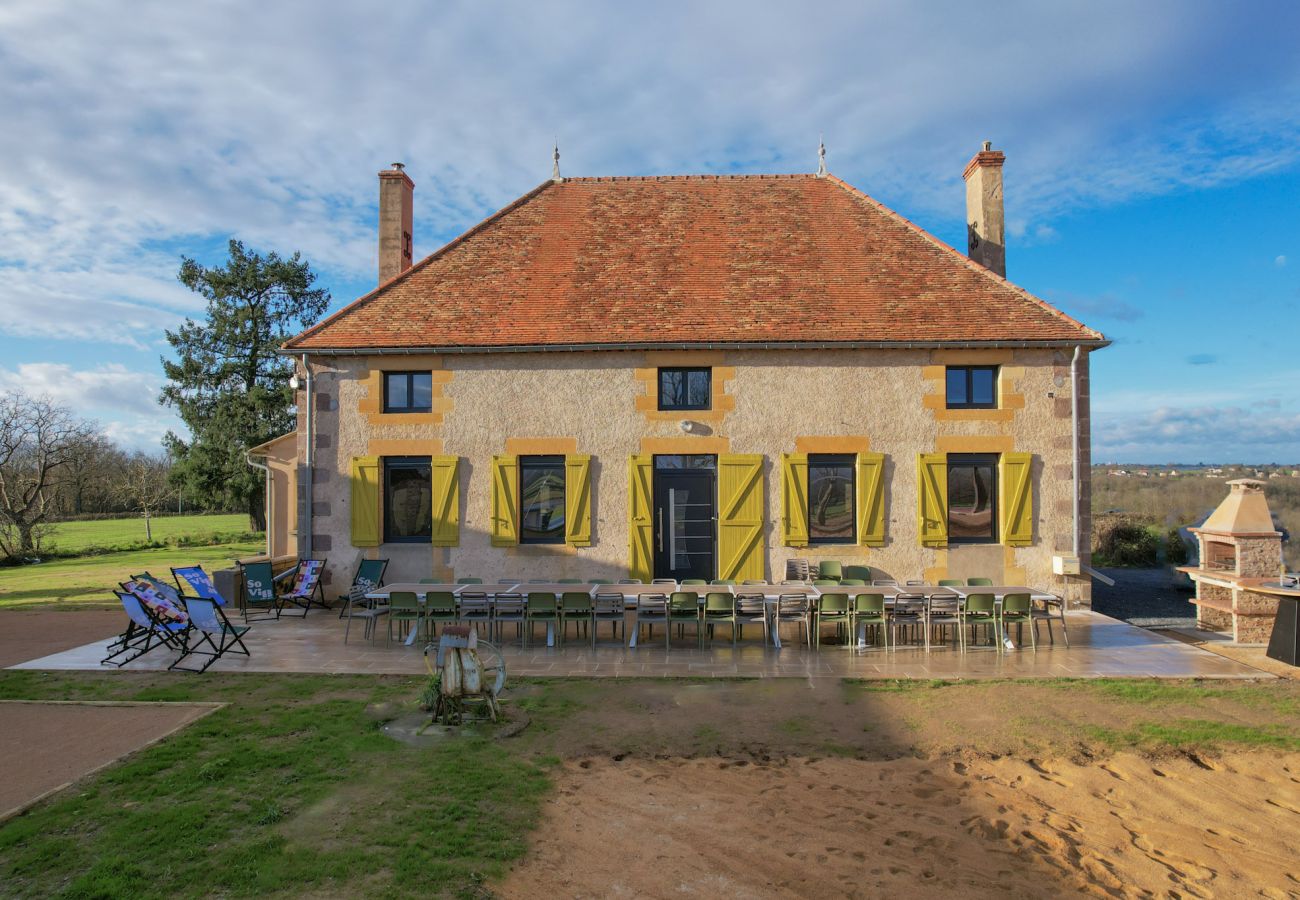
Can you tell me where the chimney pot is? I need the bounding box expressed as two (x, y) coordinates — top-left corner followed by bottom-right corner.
(378, 164), (414, 285)
(963, 142), (1006, 277)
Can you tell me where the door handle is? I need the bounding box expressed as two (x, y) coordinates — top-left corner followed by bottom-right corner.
(657, 509), (663, 552)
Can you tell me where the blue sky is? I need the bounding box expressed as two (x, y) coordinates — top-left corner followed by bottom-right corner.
(0, 0), (1297, 461)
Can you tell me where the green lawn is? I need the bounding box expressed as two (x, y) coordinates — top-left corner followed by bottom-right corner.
(0, 541), (264, 609)
(0, 673), (1295, 898)
(43, 513), (254, 553)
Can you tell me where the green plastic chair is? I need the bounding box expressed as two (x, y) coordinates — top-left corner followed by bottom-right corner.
(850, 593), (888, 651)
(813, 579), (840, 587)
(681, 579), (708, 586)
(524, 593), (559, 648)
(668, 591), (702, 648)
(457, 577), (484, 584)
(938, 579), (965, 587)
(422, 591), (458, 639)
(839, 578), (866, 586)
(702, 591), (738, 646)
(960, 593), (998, 652)
(967, 577), (994, 587)
(560, 591), (594, 645)
(557, 578), (584, 584)
(387, 591), (421, 645)
(1000, 592), (1036, 650)
(843, 565), (872, 583)
(710, 578), (737, 586)
(814, 592), (850, 648)
(817, 560), (843, 582)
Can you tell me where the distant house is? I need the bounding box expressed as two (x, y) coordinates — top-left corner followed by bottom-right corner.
(263, 145), (1108, 604)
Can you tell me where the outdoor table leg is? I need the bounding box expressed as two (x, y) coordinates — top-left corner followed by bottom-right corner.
(767, 601), (782, 649)
(547, 622), (555, 647)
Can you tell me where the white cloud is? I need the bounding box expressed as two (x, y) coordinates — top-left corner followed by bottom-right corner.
(1, 0), (1299, 348)
(0, 362), (182, 451)
(1277, 255), (1288, 267)
(1097, 403), (1300, 462)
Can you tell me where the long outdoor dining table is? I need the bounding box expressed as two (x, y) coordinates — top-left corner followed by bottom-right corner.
(364, 583), (474, 646)
(608, 583), (824, 649)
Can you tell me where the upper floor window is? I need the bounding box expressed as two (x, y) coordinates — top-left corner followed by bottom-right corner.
(945, 366), (998, 409)
(808, 454), (855, 545)
(658, 367), (711, 411)
(520, 455), (566, 544)
(948, 453), (997, 543)
(383, 371), (433, 413)
(384, 456), (432, 543)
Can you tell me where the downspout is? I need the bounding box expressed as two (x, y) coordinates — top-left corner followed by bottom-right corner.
(1071, 345), (1081, 559)
(301, 353), (314, 560)
(1072, 345), (1115, 591)
(245, 452), (272, 558)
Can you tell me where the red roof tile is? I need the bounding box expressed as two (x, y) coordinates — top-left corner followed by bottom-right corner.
(284, 173), (1103, 351)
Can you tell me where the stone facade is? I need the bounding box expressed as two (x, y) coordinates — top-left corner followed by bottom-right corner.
(290, 345), (1095, 607)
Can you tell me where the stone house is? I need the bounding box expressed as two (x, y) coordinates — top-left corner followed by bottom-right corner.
(268, 146), (1107, 605)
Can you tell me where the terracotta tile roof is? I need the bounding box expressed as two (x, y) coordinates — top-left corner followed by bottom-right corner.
(284, 173), (1104, 351)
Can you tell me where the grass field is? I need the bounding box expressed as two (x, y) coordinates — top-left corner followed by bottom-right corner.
(0, 541), (264, 609)
(0, 672), (1295, 898)
(42, 513), (254, 553)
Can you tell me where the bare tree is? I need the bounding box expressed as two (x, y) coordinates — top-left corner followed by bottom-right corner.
(0, 392), (97, 557)
(57, 434), (125, 517)
(117, 453), (177, 541)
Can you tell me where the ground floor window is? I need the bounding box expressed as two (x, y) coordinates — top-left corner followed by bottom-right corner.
(947, 454), (997, 543)
(520, 455), (566, 544)
(808, 454), (855, 544)
(384, 457), (432, 542)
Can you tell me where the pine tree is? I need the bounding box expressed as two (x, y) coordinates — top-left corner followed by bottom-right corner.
(161, 240), (329, 530)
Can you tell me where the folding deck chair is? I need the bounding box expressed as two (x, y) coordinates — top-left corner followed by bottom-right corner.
(337, 558), (389, 618)
(169, 597), (252, 673)
(171, 565), (230, 607)
(101, 591), (187, 666)
(237, 560), (285, 622)
(279, 558), (328, 616)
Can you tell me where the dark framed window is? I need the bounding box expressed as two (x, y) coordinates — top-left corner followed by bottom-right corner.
(383, 371), (433, 413)
(808, 454), (855, 544)
(945, 366), (998, 409)
(384, 457), (432, 543)
(520, 455), (566, 544)
(947, 454), (997, 543)
(658, 367), (711, 411)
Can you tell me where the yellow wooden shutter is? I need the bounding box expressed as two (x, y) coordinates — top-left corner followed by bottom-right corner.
(350, 456), (380, 547)
(490, 455), (518, 546)
(718, 454), (766, 581)
(1000, 452), (1034, 547)
(565, 454), (592, 547)
(780, 453), (809, 547)
(917, 452), (948, 548)
(429, 455), (459, 547)
(857, 451), (885, 547)
(628, 454), (653, 583)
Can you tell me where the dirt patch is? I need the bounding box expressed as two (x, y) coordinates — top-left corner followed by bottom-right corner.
(0, 700), (219, 819)
(0, 608), (124, 667)
(510, 678), (1296, 762)
(501, 751), (1300, 899)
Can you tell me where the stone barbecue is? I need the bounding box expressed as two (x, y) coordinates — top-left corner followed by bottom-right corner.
(1181, 479), (1285, 643)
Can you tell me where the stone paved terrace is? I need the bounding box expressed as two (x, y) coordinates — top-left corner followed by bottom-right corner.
(12, 610), (1272, 679)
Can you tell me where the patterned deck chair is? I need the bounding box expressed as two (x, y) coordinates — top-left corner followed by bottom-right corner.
(171, 565), (229, 606)
(337, 558), (388, 619)
(169, 597), (251, 673)
(121, 576), (190, 628)
(101, 590), (185, 666)
(279, 558), (327, 616)
(237, 560), (284, 623)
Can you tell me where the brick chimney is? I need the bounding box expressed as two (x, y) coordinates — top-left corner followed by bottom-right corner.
(378, 162), (414, 285)
(963, 141), (1006, 277)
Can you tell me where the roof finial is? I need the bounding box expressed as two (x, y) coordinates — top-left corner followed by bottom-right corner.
(551, 142), (561, 182)
(816, 135), (827, 177)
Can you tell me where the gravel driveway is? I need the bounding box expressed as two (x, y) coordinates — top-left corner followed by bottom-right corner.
(1091, 566), (1196, 628)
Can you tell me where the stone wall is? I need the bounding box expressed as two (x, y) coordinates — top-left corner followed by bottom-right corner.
(294, 346), (1094, 606)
